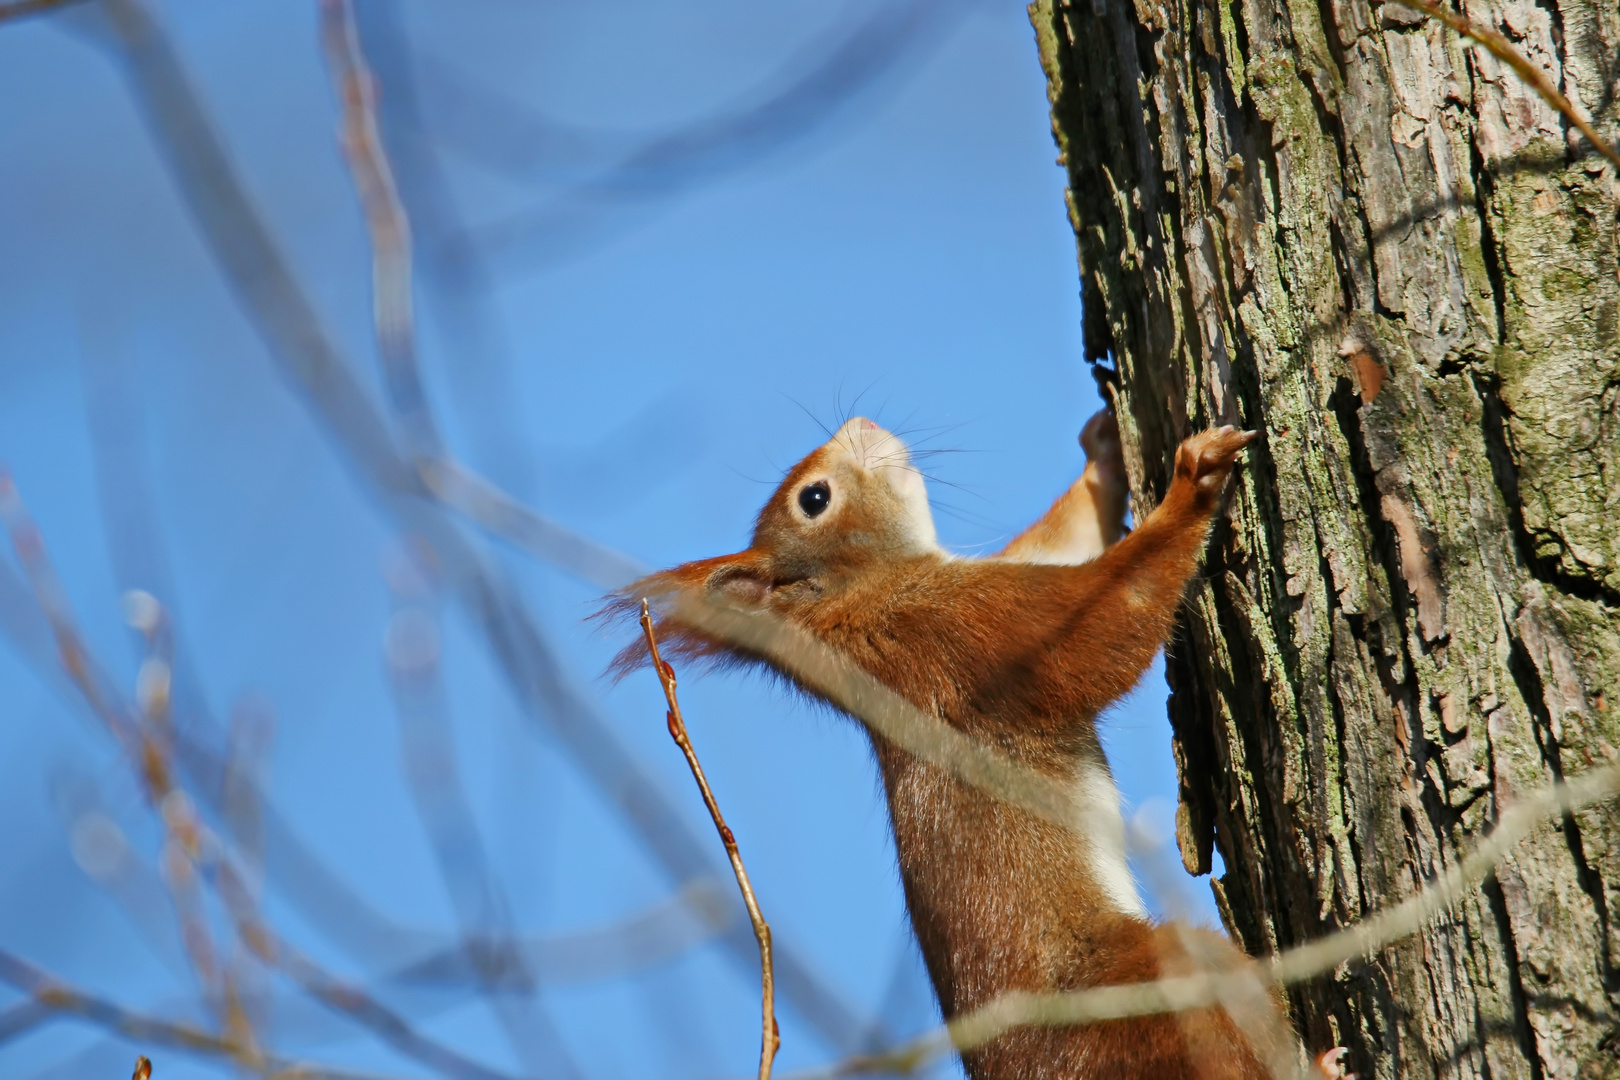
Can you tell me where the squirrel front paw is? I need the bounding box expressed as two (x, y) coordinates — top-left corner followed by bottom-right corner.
(1173, 425), (1259, 502)
(1314, 1046), (1356, 1080)
(1079, 408), (1120, 459)
(1079, 409), (1125, 485)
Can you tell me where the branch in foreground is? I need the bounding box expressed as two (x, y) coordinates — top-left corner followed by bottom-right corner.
(379, 543), (582, 1078)
(0, 949), (400, 1080)
(0, 531), (737, 1009)
(440, 0), (970, 278)
(80, 0), (872, 1049)
(0, 999), (51, 1044)
(1388, 0), (1620, 170)
(383, 877), (734, 990)
(0, 490), (534, 1080)
(783, 762), (1620, 1078)
(0, 0), (87, 25)
(323, 3), (582, 1072)
(641, 601), (779, 1080)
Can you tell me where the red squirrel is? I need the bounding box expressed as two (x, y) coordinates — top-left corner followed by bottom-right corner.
(613, 410), (1350, 1080)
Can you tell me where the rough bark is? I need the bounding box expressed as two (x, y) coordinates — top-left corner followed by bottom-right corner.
(1030, 0), (1620, 1074)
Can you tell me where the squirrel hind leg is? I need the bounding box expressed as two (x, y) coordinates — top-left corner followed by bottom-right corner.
(998, 409), (1127, 565)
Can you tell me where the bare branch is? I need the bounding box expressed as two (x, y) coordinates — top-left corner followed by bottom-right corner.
(641, 601), (780, 1080)
(418, 458), (647, 589)
(380, 543), (583, 1078)
(785, 763), (1620, 1077)
(647, 590), (1087, 830)
(0, 489), (541, 1080)
(1388, 0), (1620, 170)
(0, 0), (89, 25)
(0, 1000), (51, 1044)
(384, 877), (735, 991)
(0, 949), (397, 1080)
(322, 0), (585, 1069)
(75, 0), (873, 1049)
(319, 0), (439, 461)
(441, 0), (973, 278)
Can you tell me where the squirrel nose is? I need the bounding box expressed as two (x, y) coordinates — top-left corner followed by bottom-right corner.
(861, 418), (879, 431)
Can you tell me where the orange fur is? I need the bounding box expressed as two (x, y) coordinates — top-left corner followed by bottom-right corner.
(606, 413), (1282, 1079)
(1001, 408), (1129, 564)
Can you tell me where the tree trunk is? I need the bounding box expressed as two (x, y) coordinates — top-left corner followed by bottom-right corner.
(1029, 0), (1620, 1074)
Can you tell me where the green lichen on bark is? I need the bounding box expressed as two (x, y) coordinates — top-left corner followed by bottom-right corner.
(1031, 0), (1620, 1071)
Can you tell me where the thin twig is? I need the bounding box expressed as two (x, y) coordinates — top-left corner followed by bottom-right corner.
(784, 762), (1620, 1078)
(125, 591), (253, 1049)
(641, 600), (779, 1080)
(0, 485), (534, 1080)
(0, 949), (397, 1080)
(319, 0), (438, 461)
(323, 3), (657, 1068)
(0, 484), (238, 1038)
(1388, 0), (1620, 170)
(84, 0), (873, 1049)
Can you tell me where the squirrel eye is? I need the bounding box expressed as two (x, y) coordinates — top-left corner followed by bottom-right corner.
(797, 481), (831, 518)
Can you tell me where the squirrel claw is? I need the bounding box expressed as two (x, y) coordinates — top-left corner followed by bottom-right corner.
(1315, 1047), (1354, 1080)
(1175, 425), (1259, 496)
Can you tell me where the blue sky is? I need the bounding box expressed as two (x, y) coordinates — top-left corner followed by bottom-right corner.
(0, 1), (1220, 1077)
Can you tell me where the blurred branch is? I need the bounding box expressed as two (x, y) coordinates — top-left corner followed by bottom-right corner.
(402, 54), (631, 182)
(437, 0), (973, 279)
(321, 0), (438, 462)
(72, 0), (874, 1052)
(641, 603), (779, 1080)
(0, 0), (89, 25)
(324, 1), (581, 1071)
(1125, 815), (1303, 1080)
(0, 492), (541, 1080)
(2, 551), (730, 1029)
(418, 458), (647, 587)
(351, 2), (538, 503)
(0, 1000), (51, 1043)
(53, 778), (195, 979)
(786, 763), (1620, 1078)
(306, 0), (1105, 854)
(384, 877), (735, 991)
(219, 697), (273, 1044)
(73, 340), (447, 975)
(0, 949), (401, 1080)
(123, 592), (248, 1048)
(379, 548), (582, 1077)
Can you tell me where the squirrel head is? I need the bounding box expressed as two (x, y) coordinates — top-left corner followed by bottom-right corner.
(747, 416), (939, 576)
(606, 418), (940, 673)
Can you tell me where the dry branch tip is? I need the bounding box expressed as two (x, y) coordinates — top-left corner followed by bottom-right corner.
(641, 600), (780, 1080)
